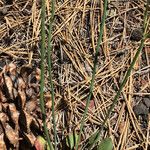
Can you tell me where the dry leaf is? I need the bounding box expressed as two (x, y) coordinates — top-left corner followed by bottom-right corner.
(0, 134), (7, 150)
(0, 90), (7, 102)
(18, 89), (26, 108)
(25, 99), (37, 113)
(5, 124), (19, 146)
(1, 103), (8, 112)
(22, 111), (33, 133)
(45, 95), (52, 109)
(24, 132), (36, 146)
(20, 65), (33, 81)
(8, 103), (19, 129)
(0, 63), (41, 149)
(26, 88), (34, 98)
(34, 136), (46, 150)
(18, 77), (26, 89)
(8, 63), (17, 76)
(18, 77), (26, 108)
(0, 103), (2, 112)
(13, 88), (18, 99)
(3, 73), (13, 99)
(0, 113), (7, 126)
(0, 72), (4, 85)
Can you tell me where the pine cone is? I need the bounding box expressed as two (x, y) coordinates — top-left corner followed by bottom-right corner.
(0, 63), (42, 149)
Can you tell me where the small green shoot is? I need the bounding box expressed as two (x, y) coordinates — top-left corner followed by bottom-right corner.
(88, 130), (100, 146)
(34, 136), (54, 150)
(66, 132), (79, 149)
(97, 138), (113, 150)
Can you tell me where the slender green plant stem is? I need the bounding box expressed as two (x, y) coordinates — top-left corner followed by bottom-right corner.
(75, 0), (108, 149)
(102, 39), (146, 125)
(88, 0), (149, 149)
(102, 0), (149, 129)
(47, 0), (57, 149)
(40, 0), (53, 149)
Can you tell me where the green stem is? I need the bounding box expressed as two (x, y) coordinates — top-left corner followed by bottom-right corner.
(40, 0), (53, 149)
(88, 0), (149, 149)
(103, 40), (146, 126)
(103, 0), (149, 129)
(86, 0), (148, 149)
(75, 0), (108, 149)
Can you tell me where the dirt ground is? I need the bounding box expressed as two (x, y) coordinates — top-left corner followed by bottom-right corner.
(0, 0), (150, 149)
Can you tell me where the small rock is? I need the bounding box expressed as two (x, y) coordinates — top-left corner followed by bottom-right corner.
(133, 102), (149, 116)
(0, 7), (8, 15)
(1, 7), (8, 15)
(143, 97), (150, 108)
(130, 28), (143, 41)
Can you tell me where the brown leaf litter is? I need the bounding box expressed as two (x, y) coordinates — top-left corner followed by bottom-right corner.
(0, 63), (44, 149)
